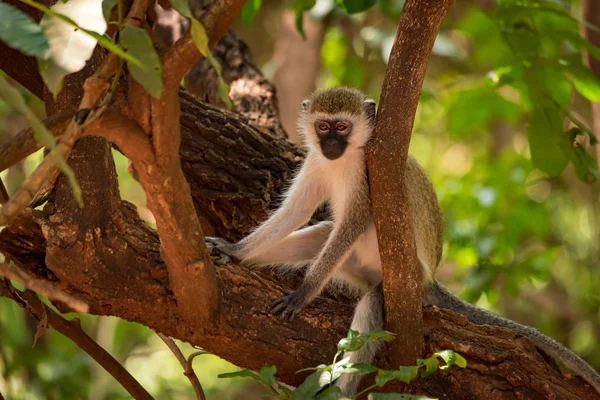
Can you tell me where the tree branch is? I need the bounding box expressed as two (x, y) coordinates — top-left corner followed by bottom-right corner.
(0, 111), (72, 173)
(0, 263), (88, 313)
(157, 333), (206, 400)
(3, 285), (154, 400)
(366, 0), (455, 364)
(126, 0), (248, 324)
(0, 117), (85, 227)
(161, 0), (248, 90)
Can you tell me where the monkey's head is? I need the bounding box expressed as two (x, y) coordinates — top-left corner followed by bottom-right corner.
(298, 87), (376, 160)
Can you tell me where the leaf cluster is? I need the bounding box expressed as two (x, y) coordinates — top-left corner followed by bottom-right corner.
(218, 329), (466, 400)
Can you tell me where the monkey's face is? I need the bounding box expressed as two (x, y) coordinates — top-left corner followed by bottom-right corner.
(314, 119), (352, 160)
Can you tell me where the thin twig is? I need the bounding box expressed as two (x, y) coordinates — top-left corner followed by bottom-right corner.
(2, 283), (155, 400)
(0, 263), (88, 313)
(0, 117), (85, 226)
(157, 332), (206, 400)
(0, 111), (72, 173)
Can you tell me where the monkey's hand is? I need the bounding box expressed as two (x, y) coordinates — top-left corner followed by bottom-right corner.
(205, 237), (239, 265)
(270, 289), (310, 321)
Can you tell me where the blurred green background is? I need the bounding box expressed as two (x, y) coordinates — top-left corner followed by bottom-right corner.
(1, 0), (600, 398)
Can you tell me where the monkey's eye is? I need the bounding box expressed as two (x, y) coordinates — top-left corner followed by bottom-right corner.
(317, 123), (329, 133)
(336, 122), (349, 133)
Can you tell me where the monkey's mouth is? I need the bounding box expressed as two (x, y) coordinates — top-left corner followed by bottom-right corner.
(320, 141), (347, 160)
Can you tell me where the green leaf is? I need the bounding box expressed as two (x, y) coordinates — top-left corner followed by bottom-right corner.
(0, 3), (50, 57)
(433, 350), (467, 370)
(339, 362), (378, 376)
(337, 0), (376, 14)
(527, 107), (569, 177)
(375, 367), (419, 386)
(567, 64), (600, 102)
(240, 0), (262, 26)
(190, 18), (209, 55)
(446, 88), (520, 139)
(417, 357), (439, 378)
(291, 370), (327, 400)
(259, 365), (277, 386)
(190, 19), (232, 109)
(317, 386), (343, 400)
(0, 75), (82, 207)
(337, 329), (395, 353)
(101, 0), (117, 21)
(120, 25), (163, 98)
(368, 394), (436, 400)
(291, 0), (316, 39)
(169, 0), (192, 18)
(277, 383), (293, 396)
(218, 369), (262, 381)
(37, 57), (68, 97)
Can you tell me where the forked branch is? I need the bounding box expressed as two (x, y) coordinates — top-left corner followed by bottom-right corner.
(0, 263), (88, 313)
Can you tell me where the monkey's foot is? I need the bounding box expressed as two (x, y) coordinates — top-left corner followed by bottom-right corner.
(205, 237), (235, 265)
(270, 290), (305, 321)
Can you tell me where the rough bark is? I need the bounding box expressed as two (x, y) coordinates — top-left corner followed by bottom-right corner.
(366, 0), (455, 365)
(185, 32), (287, 139)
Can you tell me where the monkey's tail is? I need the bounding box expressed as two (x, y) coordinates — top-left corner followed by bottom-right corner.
(336, 283), (385, 397)
(424, 280), (600, 394)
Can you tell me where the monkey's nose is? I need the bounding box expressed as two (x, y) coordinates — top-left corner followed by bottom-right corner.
(325, 139), (339, 148)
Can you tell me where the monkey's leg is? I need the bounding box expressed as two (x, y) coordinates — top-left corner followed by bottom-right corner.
(336, 283), (384, 396)
(245, 221), (334, 267)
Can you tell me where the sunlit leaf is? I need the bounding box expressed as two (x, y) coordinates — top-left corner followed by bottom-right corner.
(434, 350), (467, 370)
(0, 3), (50, 57)
(120, 25), (162, 98)
(39, 0), (107, 82)
(566, 63), (600, 102)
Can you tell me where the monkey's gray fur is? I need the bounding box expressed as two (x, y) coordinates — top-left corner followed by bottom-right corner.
(206, 87), (600, 396)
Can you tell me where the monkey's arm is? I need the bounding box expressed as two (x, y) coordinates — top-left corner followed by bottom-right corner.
(271, 196), (371, 320)
(243, 221), (333, 267)
(207, 158), (326, 261)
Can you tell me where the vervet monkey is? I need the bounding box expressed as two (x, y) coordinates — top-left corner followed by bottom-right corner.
(206, 87), (600, 396)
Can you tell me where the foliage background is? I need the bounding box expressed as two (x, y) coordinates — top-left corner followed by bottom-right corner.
(1, 0), (599, 398)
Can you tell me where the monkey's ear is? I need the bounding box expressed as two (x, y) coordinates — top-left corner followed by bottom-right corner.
(364, 99), (376, 124)
(302, 100), (310, 112)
